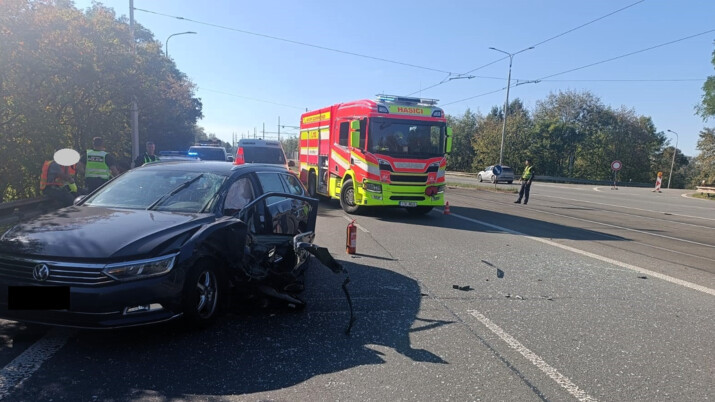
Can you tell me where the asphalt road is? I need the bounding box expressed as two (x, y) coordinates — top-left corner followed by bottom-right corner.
(1, 182), (714, 401)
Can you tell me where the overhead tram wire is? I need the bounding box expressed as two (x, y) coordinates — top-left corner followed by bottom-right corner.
(407, 0), (647, 96)
(443, 28), (715, 107)
(535, 28), (715, 81)
(134, 7), (454, 75)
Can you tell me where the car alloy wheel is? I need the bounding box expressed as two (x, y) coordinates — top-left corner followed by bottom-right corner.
(183, 260), (223, 327)
(195, 270), (218, 319)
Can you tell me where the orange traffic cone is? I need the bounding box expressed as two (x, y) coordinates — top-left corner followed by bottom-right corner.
(444, 201), (451, 215)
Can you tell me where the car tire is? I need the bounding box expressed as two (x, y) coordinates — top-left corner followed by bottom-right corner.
(490, 175), (497, 184)
(339, 179), (360, 214)
(308, 171), (317, 197)
(477, 174), (482, 182)
(182, 259), (224, 328)
(406, 206), (433, 215)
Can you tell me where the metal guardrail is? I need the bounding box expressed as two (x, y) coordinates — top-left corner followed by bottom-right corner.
(696, 186), (715, 197)
(0, 197), (56, 227)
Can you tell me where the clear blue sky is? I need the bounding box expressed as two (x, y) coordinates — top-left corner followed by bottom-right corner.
(73, 0), (715, 158)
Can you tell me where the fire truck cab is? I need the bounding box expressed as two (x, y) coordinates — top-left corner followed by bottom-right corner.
(299, 94), (452, 214)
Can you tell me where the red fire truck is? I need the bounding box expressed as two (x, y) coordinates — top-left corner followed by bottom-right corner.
(298, 94), (453, 214)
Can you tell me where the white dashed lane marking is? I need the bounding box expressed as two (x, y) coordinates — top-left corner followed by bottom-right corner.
(0, 328), (74, 400)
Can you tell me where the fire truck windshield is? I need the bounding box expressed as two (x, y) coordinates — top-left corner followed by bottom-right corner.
(368, 119), (445, 157)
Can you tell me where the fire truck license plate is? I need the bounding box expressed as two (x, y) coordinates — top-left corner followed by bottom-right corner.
(399, 201), (417, 207)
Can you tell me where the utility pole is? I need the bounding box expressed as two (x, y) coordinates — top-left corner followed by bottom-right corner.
(278, 116), (281, 142)
(667, 129), (679, 189)
(489, 46), (534, 166)
(129, 0), (139, 166)
(262, 123), (265, 139)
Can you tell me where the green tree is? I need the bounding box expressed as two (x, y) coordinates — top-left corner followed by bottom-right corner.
(445, 109), (477, 172)
(689, 128), (715, 186)
(0, 0), (203, 200)
(697, 43), (715, 119)
(281, 136), (299, 160)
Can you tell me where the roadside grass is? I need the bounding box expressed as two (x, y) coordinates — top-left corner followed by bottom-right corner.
(446, 181), (519, 193)
(691, 192), (715, 201)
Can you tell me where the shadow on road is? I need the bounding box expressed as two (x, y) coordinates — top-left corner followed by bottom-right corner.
(316, 197), (629, 243)
(12, 258), (449, 400)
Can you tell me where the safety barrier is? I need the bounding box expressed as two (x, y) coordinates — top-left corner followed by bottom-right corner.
(0, 197), (56, 227)
(696, 186), (715, 198)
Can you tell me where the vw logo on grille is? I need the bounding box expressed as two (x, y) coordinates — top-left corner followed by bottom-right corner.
(32, 264), (50, 281)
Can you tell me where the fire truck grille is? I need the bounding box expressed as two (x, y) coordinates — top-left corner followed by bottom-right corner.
(390, 174), (426, 184)
(390, 196), (426, 201)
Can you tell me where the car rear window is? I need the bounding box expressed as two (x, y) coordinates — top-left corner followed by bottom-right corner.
(242, 147), (286, 164)
(502, 167), (514, 174)
(189, 147), (226, 161)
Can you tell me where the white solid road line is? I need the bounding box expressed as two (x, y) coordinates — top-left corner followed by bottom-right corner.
(468, 310), (598, 402)
(0, 327), (74, 400)
(442, 210), (715, 297)
(343, 215), (369, 232)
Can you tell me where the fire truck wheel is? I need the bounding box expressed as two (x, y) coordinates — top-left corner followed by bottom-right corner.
(308, 172), (317, 197)
(340, 179), (360, 214)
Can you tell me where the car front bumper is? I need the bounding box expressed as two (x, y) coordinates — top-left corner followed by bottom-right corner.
(0, 273), (185, 329)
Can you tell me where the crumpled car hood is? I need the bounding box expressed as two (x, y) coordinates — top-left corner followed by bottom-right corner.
(0, 206), (214, 259)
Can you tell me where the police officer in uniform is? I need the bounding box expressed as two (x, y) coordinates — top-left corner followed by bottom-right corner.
(84, 136), (119, 192)
(514, 159), (534, 205)
(134, 140), (160, 167)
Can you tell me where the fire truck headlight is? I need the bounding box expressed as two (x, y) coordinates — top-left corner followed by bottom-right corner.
(428, 161), (440, 168)
(364, 182), (383, 193)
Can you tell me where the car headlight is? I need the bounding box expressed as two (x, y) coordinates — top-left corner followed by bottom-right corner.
(103, 253), (177, 281)
(364, 182), (383, 193)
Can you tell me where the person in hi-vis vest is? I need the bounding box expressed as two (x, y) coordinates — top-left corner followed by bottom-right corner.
(514, 159), (534, 205)
(84, 136), (119, 192)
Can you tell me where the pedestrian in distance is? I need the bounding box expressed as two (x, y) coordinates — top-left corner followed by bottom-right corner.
(84, 136), (119, 192)
(134, 140), (160, 167)
(514, 159), (534, 205)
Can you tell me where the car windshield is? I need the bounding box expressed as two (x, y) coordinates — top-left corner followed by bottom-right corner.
(189, 147), (226, 161)
(368, 118), (445, 157)
(82, 169), (227, 212)
(243, 147), (286, 164)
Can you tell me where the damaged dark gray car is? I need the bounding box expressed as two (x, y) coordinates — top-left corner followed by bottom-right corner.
(0, 161), (349, 329)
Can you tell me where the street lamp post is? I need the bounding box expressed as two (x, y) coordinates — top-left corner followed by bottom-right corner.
(489, 46), (534, 166)
(666, 129), (679, 189)
(166, 31), (197, 58)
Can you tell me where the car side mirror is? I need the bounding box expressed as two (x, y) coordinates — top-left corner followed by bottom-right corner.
(73, 195), (87, 205)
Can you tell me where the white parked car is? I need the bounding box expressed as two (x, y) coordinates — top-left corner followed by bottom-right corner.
(477, 165), (515, 184)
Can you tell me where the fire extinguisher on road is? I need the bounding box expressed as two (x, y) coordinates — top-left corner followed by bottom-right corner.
(346, 219), (357, 254)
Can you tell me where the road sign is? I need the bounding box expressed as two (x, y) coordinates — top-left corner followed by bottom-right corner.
(493, 165), (503, 175)
(611, 160), (622, 171)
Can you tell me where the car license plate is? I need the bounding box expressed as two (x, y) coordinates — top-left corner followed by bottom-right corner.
(8, 286), (70, 310)
(399, 201), (418, 207)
